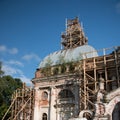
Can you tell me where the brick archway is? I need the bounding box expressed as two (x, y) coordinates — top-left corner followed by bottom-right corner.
(112, 102), (120, 120)
(105, 95), (120, 120)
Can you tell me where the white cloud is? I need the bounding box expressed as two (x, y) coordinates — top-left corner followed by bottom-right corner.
(22, 53), (41, 61)
(116, 2), (120, 14)
(2, 64), (20, 75)
(6, 60), (24, 67)
(0, 45), (7, 52)
(19, 74), (32, 85)
(0, 45), (18, 54)
(9, 48), (18, 54)
(2, 64), (31, 84)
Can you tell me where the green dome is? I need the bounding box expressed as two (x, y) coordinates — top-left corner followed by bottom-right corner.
(39, 45), (98, 68)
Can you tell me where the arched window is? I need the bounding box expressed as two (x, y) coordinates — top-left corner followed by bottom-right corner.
(42, 91), (48, 100)
(42, 113), (47, 120)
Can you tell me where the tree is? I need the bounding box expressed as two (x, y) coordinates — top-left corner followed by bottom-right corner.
(0, 61), (23, 119)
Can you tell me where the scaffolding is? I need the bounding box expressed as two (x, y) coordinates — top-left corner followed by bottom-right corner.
(2, 83), (34, 120)
(61, 17), (88, 49)
(61, 18), (120, 115)
(80, 47), (120, 115)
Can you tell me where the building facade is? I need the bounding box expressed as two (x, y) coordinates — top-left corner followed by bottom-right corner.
(32, 17), (120, 120)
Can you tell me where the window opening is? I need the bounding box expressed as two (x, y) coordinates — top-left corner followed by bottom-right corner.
(42, 91), (48, 100)
(42, 113), (47, 120)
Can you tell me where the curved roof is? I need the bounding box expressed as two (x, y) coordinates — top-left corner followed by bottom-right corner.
(39, 45), (98, 68)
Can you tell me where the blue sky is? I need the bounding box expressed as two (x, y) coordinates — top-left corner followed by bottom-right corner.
(0, 0), (120, 85)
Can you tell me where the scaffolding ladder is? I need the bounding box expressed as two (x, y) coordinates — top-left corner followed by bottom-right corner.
(2, 84), (34, 120)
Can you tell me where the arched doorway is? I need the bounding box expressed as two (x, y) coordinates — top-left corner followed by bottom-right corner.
(112, 102), (120, 120)
(58, 89), (75, 120)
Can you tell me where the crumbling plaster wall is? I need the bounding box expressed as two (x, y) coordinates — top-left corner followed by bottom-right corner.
(94, 87), (120, 120)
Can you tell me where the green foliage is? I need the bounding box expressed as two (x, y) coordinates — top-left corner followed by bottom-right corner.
(41, 57), (53, 76)
(61, 63), (66, 73)
(58, 55), (66, 64)
(0, 62), (23, 119)
(45, 56), (53, 67)
(67, 62), (75, 72)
